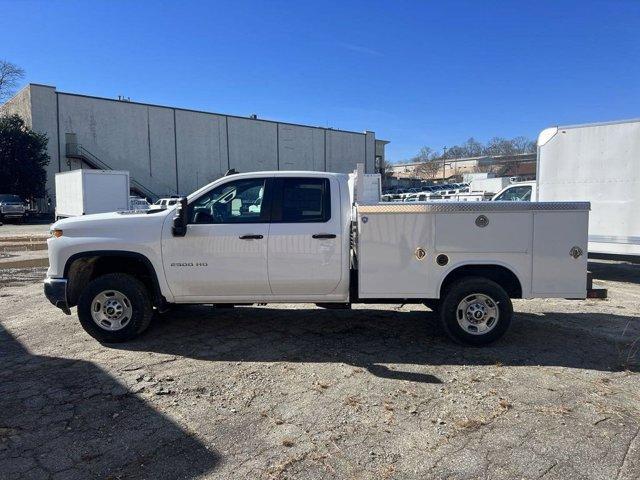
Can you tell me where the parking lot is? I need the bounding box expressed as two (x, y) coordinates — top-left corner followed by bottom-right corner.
(0, 248), (638, 479)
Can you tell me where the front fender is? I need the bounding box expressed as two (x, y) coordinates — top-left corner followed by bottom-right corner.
(47, 238), (174, 303)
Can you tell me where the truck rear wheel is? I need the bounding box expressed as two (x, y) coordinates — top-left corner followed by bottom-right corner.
(77, 273), (153, 343)
(439, 276), (512, 346)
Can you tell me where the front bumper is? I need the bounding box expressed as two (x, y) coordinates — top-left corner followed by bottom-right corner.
(44, 278), (71, 315)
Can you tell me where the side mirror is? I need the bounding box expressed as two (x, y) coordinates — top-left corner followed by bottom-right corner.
(172, 197), (188, 237)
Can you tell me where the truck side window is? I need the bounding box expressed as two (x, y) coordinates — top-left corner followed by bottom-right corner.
(188, 178), (267, 224)
(278, 178), (331, 223)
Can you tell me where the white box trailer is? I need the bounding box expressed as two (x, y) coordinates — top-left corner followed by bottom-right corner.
(55, 170), (130, 218)
(537, 119), (640, 257)
(470, 177), (511, 195)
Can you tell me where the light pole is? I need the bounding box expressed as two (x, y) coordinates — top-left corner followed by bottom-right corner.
(442, 146), (447, 182)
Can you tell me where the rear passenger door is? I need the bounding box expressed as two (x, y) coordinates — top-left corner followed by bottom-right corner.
(267, 177), (342, 295)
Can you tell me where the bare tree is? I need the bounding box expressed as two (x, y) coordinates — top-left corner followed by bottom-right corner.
(410, 146), (441, 179)
(510, 136), (536, 154)
(416, 160), (441, 179)
(410, 135), (536, 178)
(0, 60), (25, 102)
(412, 146), (437, 163)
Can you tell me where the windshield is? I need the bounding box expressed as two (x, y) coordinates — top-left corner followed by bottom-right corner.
(495, 185), (532, 201)
(0, 194), (22, 203)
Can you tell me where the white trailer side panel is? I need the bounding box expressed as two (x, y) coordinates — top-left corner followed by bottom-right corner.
(470, 177), (511, 194)
(538, 120), (640, 256)
(82, 171), (130, 214)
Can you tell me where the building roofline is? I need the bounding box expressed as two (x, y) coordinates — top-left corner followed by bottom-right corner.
(29, 83), (57, 89)
(32, 83), (375, 137)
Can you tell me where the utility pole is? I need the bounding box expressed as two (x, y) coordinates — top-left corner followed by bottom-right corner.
(442, 146), (447, 182)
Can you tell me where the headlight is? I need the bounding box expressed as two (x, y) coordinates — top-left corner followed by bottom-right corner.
(51, 229), (63, 238)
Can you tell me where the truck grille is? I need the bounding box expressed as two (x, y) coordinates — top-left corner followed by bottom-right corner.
(2, 205), (25, 213)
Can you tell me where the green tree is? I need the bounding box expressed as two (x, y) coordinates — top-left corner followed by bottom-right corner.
(0, 114), (50, 199)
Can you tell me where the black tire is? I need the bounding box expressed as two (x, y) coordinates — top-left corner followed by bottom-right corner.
(439, 276), (512, 346)
(77, 273), (153, 343)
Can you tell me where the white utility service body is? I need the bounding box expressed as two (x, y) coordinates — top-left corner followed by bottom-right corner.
(45, 167), (591, 345)
(537, 119), (640, 258)
(356, 201), (588, 300)
(54, 169), (130, 218)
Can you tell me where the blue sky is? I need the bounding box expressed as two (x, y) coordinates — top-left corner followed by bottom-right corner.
(1, 0), (639, 162)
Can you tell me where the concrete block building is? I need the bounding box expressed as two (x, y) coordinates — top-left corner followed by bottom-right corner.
(1, 84), (388, 209)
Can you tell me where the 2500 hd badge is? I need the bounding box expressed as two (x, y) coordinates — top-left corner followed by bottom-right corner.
(170, 262), (208, 267)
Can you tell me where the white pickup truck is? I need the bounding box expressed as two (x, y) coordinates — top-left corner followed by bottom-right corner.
(45, 167), (593, 346)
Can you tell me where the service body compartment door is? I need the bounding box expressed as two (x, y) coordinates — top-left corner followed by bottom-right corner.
(435, 212), (530, 253)
(358, 212), (431, 298)
(532, 210), (588, 297)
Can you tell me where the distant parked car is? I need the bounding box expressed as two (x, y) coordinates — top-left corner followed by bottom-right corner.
(153, 197), (180, 208)
(129, 196), (150, 210)
(0, 194), (26, 223)
(405, 193), (428, 202)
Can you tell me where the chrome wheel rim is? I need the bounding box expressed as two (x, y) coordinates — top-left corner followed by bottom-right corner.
(90, 290), (133, 331)
(456, 293), (499, 335)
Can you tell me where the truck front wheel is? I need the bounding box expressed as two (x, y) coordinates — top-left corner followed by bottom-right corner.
(439, 277), (512, 346)
(77, 273), (153, 343)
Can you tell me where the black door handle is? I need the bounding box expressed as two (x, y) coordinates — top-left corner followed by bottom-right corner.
(312, 234), (336, 239)
(239, 234), (263, 240)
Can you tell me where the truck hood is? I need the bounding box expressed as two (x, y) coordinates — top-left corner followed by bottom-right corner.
(52, 210), (172, 238)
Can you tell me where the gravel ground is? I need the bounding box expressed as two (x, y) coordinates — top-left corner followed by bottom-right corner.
(0, 223), (50, 239)
(0, 262), (638, 480)
(0, 224), (49, 269)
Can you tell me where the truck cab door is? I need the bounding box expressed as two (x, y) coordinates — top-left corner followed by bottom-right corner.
(267, 177), (342, 295)
(161, 177), (273, 299)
